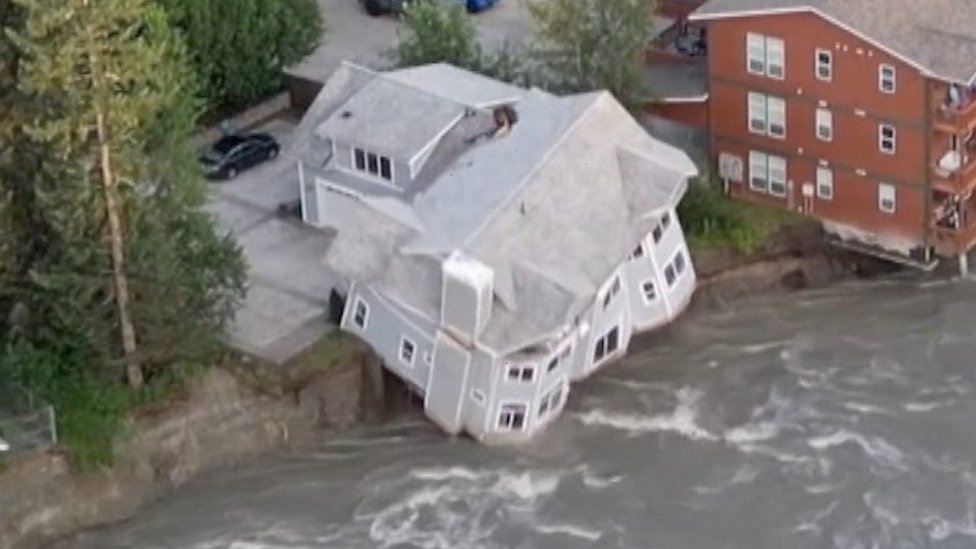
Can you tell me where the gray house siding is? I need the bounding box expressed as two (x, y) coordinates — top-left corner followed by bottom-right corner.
(340, 283), (436, 393)
(460, 347), (495, 437)
(574, 265), (633, 380)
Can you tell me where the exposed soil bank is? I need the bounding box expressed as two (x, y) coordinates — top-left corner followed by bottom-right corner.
(0, 338), (390, 549)
(0, 223), (895, 549)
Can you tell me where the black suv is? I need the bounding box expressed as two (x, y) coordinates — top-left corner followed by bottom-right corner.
(199, 132), (280, 180)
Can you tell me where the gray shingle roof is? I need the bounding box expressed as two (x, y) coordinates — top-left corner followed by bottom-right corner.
(691, 0), (976, 83)
(310, 63), (697, 355)
(384, 62), (526, 108)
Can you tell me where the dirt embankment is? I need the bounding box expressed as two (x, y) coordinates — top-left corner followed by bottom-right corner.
(0, 338), (392, 549)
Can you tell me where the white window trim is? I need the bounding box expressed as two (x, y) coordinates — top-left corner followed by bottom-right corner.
(816, 167), (834, 200)
(878, 182), (896, 214)
(878, 124), (896, 154)
(878, 64), (896, 94)
(765, 36), (785, 80)
(505, 363), (536, 383)
(350, 147), (395, 183)
(497, 401), (528, 431)
(815, 48), (832, 81)
(749, 150), (768, 192)
(748, 92), (767, 135)
(746, 32), (766, 75)
(352, 297), (369, 330)
(815, 108), (833, 141)
(398, 336), (416, 367)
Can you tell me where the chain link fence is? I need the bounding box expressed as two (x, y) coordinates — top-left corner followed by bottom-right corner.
(0, 382), (57, 455)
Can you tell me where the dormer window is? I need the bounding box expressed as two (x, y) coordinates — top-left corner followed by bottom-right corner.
(352, 147), (393, 181)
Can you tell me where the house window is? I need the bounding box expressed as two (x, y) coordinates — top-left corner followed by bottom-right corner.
(652, 224), (663, 243)
(353, 148), (366, 170)
(592, 326), (620, 364)
(399, 337), (415, 366)
(498, 403), (527, 431)
(879, 64), (896, 94)
(746, 33), (785, 79)
(471, 389), (486, 404)
(641, 280), (657, 303)
(352, 148), (393, 181)
(538, 383), (565, 418)
(749, 150), (768, 192)
(816, 167), (834, 200)
(352, 298), (368, 329)
(506, 363), (536, 383)
(815, 108), (833, 141)
(878, 183), (896, 214)
(746, 32), (766, 74)
(879, 124), (896, 154)
(766, 37), (785, 79)
(661, 212), (671, 230)
(815, 49), (832, 81)
(664, 264), (676, 286)
(547, 356), (559, 373)
(748, 92), (767, 134)
(379, 157), (392, 180)
(748, 93), (785, 138)
(768, 155), (787, 197)
(602, 276), (621, 309)
(631, 243), (645, 260)
(673, 249), (687, 275)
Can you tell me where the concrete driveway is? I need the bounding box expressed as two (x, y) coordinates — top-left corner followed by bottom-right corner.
(207, 117), (338, 364)
(288, 0), (535, 82)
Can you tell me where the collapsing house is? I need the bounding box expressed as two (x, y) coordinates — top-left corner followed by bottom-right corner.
(292, 62), (699, 442)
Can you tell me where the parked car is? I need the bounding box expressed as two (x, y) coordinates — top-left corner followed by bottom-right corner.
(361, 0), (496, 17)
(199, 132), (279, 180)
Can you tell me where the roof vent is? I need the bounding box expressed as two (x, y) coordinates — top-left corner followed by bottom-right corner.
(341, 110), (353, 119)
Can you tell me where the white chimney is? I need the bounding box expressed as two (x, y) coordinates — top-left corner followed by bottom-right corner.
(440, 251), (494, 342)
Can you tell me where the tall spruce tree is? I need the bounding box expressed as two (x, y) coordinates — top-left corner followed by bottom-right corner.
(157, 0), (322, 109)
(9, 0), (245, 388)
(527, 0), (654, 110)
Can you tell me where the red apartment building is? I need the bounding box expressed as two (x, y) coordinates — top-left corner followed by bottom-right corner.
(670, 0), (976, 268)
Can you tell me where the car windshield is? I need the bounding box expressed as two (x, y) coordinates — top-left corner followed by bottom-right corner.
(213, 135), (245, 154)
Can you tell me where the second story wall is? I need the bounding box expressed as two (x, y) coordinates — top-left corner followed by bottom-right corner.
(704, 10), (930, 184)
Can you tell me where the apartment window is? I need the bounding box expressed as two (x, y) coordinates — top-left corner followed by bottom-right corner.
(878, 183), (896, 214)
(748, 93), (786, 138)
(602, 276), (621, 309)
(748, 92), (767, 134)
(749, 151), (768, 192)
(746, 33), (785, 79)
(538, 383), (565, 418)
(879, 64), (896, 94)
(879, 124), (896, 154)
(352, 147), (393, 181)
(506, 363), (535, 383)
(816, 167), (834, 200)
(768, 155), (787, 196)
(498, 403), (527, 431)
(815, 49), (832, 81)
(815, 108), (833, 141)
(746, 33), (766, 74)
(398, 337), (415, 366)
(352, 298), (368, 329)
(641, 280), (657, 303)
(593, 326), (620, 363)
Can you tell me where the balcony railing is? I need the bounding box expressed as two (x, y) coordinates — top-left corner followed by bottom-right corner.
(932, 149), (976, 195)
(934, 94), (976, 135)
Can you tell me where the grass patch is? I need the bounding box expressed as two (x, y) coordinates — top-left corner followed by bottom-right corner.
(679, 178), (799, 255)
(227, 332), (345, 398)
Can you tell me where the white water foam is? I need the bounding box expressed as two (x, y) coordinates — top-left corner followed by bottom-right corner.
(808, 430), (907, 471)
(535, 522), (602, 541)
(903, 400), (956, 412)
(576, 388), (716, 441)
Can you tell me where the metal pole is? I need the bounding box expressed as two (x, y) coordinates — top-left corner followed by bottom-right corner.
(49, 406), (58, 445)
(960, 252), (969, 278)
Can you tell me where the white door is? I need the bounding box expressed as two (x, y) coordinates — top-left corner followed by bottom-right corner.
(424, 334), (470, 434)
